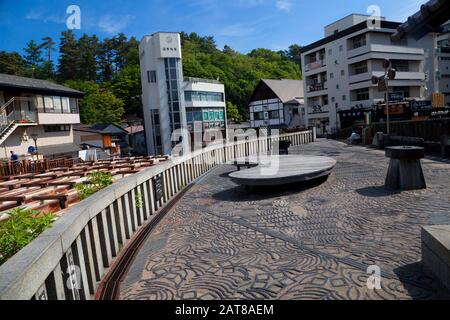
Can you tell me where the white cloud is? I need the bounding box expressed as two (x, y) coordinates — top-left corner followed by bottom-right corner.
(275, 0), (292, 12)
(25, 10), (43, 20)
(238, 0), (266, 7)
(25, 9), (65, 24)
(217, 23), (256, 37)
(98, 14), (134, 34)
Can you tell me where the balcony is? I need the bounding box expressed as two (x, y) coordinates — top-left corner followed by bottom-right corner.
(349, 71), (426, 87)
(308, 105), (330, 119)
(304, 59), (326, 73)
(307, 82), (327, 93)
(348, 44), (425, 60)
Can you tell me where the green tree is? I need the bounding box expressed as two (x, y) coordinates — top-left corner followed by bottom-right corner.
(226, 101), (242, 122)
(78, 34), (99, 81)
(65, 80), (125, 124)
(57, 31), (80, 82)
(23, 40), (43, 78)
(40, 37), (56, 79)
(97, 38), (115, 82)
(110, 64), (142, 116)
(0, 51), (27, 76)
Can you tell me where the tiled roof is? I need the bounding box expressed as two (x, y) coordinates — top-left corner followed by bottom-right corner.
(261, 79), (304, 104)
(392, 0), (450, 40)
(0, 73), (83, 96)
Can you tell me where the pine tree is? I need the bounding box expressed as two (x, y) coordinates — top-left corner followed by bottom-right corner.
(23, 40), (43, 78)
(57, 30), (79, 82)
(78, 34), (99, 81)
(40, 37), (56, 79)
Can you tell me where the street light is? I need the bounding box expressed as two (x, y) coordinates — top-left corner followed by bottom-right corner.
(371, 59), (396, 134)
(30, 133), (38, 160)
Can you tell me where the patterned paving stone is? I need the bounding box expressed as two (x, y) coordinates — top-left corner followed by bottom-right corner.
(120, 140), (450, 300)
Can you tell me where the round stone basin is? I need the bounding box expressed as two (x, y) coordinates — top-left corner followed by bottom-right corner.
(385, 146), (425, 160)
(229, 155), (337, 187)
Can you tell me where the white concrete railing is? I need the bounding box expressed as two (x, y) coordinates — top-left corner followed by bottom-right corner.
(0, 131), (314, 300)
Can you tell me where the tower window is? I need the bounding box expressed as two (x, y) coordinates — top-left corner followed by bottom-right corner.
(147, 71), (157, 83)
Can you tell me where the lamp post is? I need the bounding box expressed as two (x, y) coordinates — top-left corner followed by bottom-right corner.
(30, 133), (38, 160)
(372, 59), (396, 134)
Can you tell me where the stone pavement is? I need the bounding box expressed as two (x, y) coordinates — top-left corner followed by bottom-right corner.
(120, 140), (450, 300)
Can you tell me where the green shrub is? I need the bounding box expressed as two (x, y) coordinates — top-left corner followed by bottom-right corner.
(135, 192), (143, 209)
(0, 208), (56, 265)
(75, 171), (113, 200)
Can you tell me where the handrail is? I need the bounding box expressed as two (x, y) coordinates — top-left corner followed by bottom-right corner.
(0, 130), (314, 300)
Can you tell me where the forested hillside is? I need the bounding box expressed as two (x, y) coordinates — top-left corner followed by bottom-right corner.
(0, 31), (302, 124)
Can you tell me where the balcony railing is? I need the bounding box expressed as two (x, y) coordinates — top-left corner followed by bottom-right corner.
(305, 60), (326, 72)
(307, 82), (327, 93)
(0, 130), (315, 300)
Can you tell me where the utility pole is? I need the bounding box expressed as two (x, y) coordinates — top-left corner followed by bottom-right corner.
(372, 59), (396, 134)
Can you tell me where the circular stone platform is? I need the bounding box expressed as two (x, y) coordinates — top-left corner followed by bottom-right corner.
(228, 155), (337, 187)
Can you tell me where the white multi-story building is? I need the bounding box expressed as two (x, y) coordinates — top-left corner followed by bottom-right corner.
(437, 21), (450, 105)
(139, 32), (226, 155)
(249, 79), (305, 129)
(301, 14), (439, 135)
(0, 73), (82, 159)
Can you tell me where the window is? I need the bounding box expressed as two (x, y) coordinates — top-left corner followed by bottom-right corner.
(203, 111), (209, 121)
(330, 73), (334, 79)
(339, 45), (343, 52)
(352, 61), (368, 75)
(193, 111), (202, 121)
(391, 37), (408, 46)
(53, 96), (62, 113)
(268, 110), (279, 119)
(44, 96), (54, 112)
(69, 98), (78, 113)
(323, 96), (329, 105)
(328, 49), (332, 55)
(392, 86), (410, 98)
(254, 112), (264, 120)
(351, 34), (367, 49)
(331, 97), (335, 103)
(36, 95), (45, 111)
(44, 125), (71, 132)
(391, 60), (409, 72)
(173, 112), (180, 123)
(61, 97), (70, 113)
(147, 70), (157, 83)
(354, 88), (370, 101)
(341, 70), (345, 76)
(184, 91), (224, 102)
(342, 95), (347, 101)
(186, 112), (193, 122)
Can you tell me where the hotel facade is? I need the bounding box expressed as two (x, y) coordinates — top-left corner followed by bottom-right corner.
(300, 14), (446, 135)
(139, 32), (227, 156)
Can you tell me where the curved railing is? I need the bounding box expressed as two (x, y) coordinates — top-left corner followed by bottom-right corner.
(0, 130), (314, 300)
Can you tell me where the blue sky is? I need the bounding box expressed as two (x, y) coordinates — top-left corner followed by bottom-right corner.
(0, 0), (424, 58)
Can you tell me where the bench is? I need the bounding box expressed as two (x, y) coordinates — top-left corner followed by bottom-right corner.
(32, 194), (69, 209)
(229, 155), (336, 187)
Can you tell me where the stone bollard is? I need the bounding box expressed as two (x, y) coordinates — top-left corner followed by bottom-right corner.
(385, 146), (426, 190)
